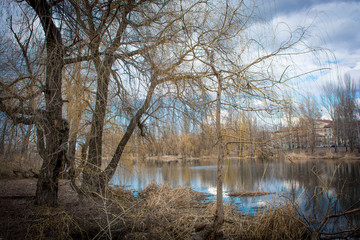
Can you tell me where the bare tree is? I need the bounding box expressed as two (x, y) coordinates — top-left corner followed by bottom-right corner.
(321, 82), (339, 152)
(186, 1), (327, 237)
(0, 0), (329, 213)
(298, 94), (320, 153)
(0, 0), (69, 206)
(336, 74), (358, 152)
(57, 0), (201, 192)
(321, 74), (359, 152)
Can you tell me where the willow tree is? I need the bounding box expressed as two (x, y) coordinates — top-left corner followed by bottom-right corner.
(0, 0), (99, 205)
(56, 0), (212, 193)
(0, 0), (70, 206)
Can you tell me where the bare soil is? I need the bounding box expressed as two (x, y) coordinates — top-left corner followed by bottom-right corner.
(0, 178), (108, 239)
(0, 178), (211, 240)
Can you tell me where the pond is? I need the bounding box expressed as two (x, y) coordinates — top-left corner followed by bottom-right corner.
(110, 157), (360, 232)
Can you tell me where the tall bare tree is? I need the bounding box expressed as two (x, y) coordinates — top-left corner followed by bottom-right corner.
(186, 1), (326, 237)
(0, 0), (69, 206)
(321, 82), (339, 152)
(298, 94), (320, 153)
(321, 74), (359, 152)
(335, 74), (358, 152)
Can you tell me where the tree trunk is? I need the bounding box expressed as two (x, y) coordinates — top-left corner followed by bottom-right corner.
(27, 0), (66, 206)
(35, 119), (69, 206)
(6, 124), (15, 156)
(82, 62), (111, 193)
(81, 2), (135, 193)
(212, 55), (224, 239)
(0, 119), (8, 155)
(96, 82), (157, 193)
(21, 125), (32, 157)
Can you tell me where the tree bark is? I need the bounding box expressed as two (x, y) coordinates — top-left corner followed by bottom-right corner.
(83, 81), (157, 194)
(0, 119), (8, 155)
(21, 125), (32, 157)
(101, 82), (157, 188)
(207, 48), (225, 239)
(35, 119), (69, 206)
(82, 58), (112, 193)
(26, 0), (66, 206)
(82, 1), (135, 192)
(213, 76), (224, 240)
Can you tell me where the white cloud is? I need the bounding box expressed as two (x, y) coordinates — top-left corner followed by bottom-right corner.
(266, 0), (360, 98)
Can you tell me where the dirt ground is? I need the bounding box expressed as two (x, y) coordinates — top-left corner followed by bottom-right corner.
(0, 178), (212, 240)
(0, 178), (100, 239)
(0, 178), (36, 239)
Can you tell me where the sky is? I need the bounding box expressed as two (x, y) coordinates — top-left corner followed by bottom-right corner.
(1, 0), (358, 120)
(268, 0), (360, 96)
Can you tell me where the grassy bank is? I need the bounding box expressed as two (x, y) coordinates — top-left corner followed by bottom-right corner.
(1, 179), (309, 240)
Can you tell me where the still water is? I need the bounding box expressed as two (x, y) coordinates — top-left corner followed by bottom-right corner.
(111, 158), (360, 230)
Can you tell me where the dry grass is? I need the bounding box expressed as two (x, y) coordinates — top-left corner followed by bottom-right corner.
(343, 153), (360, 160)
(4, 181), (308, 239)
(234, 201), (308, 240)
(119, 184), (308, 239)
(25, 207), (85, 240)
(126, 183), (211, 239)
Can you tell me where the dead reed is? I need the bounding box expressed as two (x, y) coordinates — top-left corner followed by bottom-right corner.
(25, 207), (85, 240)
(23, 183), (308, 239)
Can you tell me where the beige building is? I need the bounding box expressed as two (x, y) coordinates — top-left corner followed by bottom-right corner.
(315, 120), (334, 146)
(273, 119), (334, 149)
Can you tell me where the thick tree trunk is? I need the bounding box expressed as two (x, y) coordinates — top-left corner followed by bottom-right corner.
(27, 0), (66, 206)
(82, 63), (111, 193)
(35, 151), (63, 206)
(81, 2), (137, 193)
(35, 119), (69, 206)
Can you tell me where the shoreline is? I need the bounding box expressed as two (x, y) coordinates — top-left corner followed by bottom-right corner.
(134, 148), (360, 164)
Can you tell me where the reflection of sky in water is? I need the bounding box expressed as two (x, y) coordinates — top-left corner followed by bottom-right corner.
(110, 159), (360, 225)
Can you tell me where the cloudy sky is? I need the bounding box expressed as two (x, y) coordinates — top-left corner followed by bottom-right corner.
(268, 0), (360, 96)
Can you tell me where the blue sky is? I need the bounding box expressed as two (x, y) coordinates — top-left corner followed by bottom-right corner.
(269, 0), (360, 95)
